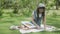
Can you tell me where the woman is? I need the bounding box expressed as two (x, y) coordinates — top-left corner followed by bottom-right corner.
(31, 3), (46, 29)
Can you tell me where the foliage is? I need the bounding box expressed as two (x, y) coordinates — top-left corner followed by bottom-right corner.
(0, 0), (60, 16)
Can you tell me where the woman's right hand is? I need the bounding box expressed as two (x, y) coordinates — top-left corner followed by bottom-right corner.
(36, 25), (40, 29)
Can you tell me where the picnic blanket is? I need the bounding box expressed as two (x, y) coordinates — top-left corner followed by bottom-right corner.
(10, 21), (60, 34)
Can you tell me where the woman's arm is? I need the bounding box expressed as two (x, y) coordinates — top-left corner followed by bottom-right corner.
(42, 15), (46, 30)
(31, 15), (40, 28)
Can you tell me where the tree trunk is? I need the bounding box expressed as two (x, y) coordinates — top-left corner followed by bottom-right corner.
(56, 0), (59, 10)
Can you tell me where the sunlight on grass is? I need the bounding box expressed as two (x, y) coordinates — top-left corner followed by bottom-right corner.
(0, 10), (60, 34)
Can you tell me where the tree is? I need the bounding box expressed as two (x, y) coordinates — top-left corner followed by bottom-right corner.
(55, 0), (60, 10)
(13, 2), (19, 14)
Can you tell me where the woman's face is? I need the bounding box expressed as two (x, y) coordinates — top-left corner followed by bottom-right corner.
(39, 9), (44, 13)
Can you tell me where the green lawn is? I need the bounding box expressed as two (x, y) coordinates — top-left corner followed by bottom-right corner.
(0, 10), (60, 34)
(0, 16), (60, 34)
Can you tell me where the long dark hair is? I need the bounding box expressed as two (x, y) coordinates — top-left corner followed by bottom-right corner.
(37, 7), (45, 20)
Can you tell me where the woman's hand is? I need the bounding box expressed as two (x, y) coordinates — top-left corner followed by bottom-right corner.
(36, 25), (40, 29)
(43, 15), (46, 30)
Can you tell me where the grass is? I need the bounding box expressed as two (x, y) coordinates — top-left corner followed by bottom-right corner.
(0, 16), (60, 34)
(0, 9), (60, 34)
(0, 16), (30, 34)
